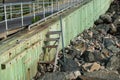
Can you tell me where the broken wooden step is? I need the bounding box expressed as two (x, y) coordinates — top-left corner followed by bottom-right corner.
(46, 31), (61, 36)
(45, 38), (60, 41)
(38, 61), (54, 64)
(45, 45), (58, 48)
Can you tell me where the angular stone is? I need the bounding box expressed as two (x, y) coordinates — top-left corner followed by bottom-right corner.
(89, 62), (101, 72)
(117, 68), (120, 74)
(95, 24), (110, 33)
(65, 71), (81, 80)
(84, 70), (120, 80)
(103, 38), (114, 48)
(38, 71), (81, 80)
(66, 48), (81, 59)
(87, 31), (93, 38)
(77, 75), (106, 80)
(101, 49), (110, 58)
(100, 66), (105, 70)
(81, 51), (95, 62)
(106, 54), (120, 70)
(93, 51), (104, 62)
(87, 45), (95, 52)
(74, 41), (87, 55)
(38, 72), (66, 80)
(60, 58), (80, 72)
(107, 45), (120, 53)
(100, 14), (112, 23)
(82, 63), (93, 72)
(113, 16), (120, 25)
(83, 32), (91, 39)
(109, 23), (117, 34)
(94, 19), (104, 25)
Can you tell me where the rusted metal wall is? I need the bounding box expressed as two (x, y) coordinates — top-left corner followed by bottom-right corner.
(0, 0), (113, 80)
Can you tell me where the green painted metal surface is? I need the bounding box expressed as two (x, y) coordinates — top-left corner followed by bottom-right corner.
(0, 0), (113, 80)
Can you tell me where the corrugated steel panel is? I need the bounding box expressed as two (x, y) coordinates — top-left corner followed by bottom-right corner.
(0, 0), (113, 80)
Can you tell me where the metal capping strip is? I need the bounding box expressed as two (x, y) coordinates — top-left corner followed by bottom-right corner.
(1, 40), (41, 70)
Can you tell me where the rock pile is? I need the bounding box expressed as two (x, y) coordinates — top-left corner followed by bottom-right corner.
(35, 1), (120, 80)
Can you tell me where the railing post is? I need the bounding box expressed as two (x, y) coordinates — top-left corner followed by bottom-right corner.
(67, 0), (69, 8)
(10, 3), (12, 20)
(71, 0), (72, 7)
(4, 4), (8, 33)
(51, 0), (53, 14)
(21, 3), (24, 26)
(63, 0), (64, 8)
(56, 0), (58, 11)
(43, 0), (45, 18)
(68, 0), (70, 7)
(58, 0), (59, 11)
(37, 1), (39, 13)
(29, 2), (32, 14)
(33, 3), (36, 21)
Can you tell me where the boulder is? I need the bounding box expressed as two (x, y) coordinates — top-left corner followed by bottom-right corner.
(60, 58), (80, 72)
(107, 45), (120, 53)
(100, 14), (112, 23)
(81, 51), (95, 62)
(106, 54), (120, 70)
(109, 23), (117, 34)
(103, 38), (114, 48)
(93, 51), (104, 62)
(95, 24), (110, 33)
(38, 71), (81, 80)
(38, 72), (65, 80)
(84, 70), (120, 80)
(94, 19), (104, 25)
(66, 47), (81, 59)
(101, 49), (110, 58)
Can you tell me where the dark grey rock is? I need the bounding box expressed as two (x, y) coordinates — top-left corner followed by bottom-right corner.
(95, 24), (110, 33)
(117, 68), (120, 74)
(60, 58), (80, 72)
(38, 72), (66, 80)
(107, 45), (120, 53)
(84, 70), (120, 80)
(81, 51), (95, 62)
(93, 51), (103, 62)
(38, 71), (81, 80)
(106, 54), (120, 70)
(66, 48), (81, 59)
(100, 14), (112, 23)
(103, 38), (114, 48)
(94, 19), (104, 25)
